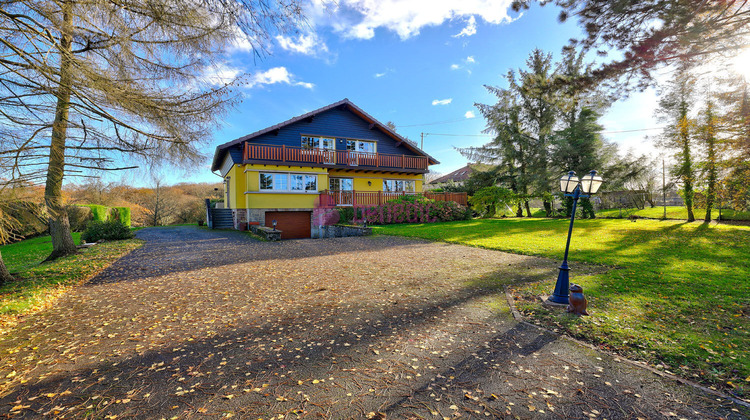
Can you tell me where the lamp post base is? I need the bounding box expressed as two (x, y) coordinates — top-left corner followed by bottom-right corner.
(548, 264), (570, 304)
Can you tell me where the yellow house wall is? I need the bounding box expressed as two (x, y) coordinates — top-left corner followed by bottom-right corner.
(243, 164), (328, 209)
(226, 163), (427, 210)
(224, 164), (246, 209)
(327, 170), (424, 192)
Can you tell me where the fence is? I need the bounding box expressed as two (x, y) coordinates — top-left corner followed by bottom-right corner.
(317, 191), (468, 208)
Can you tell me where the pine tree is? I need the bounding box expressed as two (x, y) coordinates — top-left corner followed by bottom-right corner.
(0, 0), (302, 260)
(512, 1), (750, 90)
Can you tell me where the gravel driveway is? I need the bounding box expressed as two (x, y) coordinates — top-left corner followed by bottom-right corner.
(0, 227), (744, 419)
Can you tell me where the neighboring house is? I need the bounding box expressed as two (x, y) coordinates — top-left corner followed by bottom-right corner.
(210, 98), (439, 238)
(427, 163), (486, 190)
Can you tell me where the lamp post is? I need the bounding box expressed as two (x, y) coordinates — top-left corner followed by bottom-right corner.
(548, 170), (604, 305)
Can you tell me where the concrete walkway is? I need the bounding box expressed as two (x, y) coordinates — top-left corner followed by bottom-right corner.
(0, 226), (745, 419)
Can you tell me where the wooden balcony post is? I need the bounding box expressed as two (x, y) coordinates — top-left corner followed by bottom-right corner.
(282, 145), (286, 162)
(402, 155), (405, 168)
(353, 190), (357, 207)
(378, 191), (382, 206)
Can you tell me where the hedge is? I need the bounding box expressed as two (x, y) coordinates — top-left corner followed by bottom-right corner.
(77, 204), (131, 227)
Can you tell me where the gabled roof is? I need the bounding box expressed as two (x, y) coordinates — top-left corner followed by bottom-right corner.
(430, 164), (485, 184)
(211, 98), (439, 171)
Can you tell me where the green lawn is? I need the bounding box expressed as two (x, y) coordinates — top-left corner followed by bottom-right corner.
(375, 219), (750, 399)
(2, 233), (82, 273)
(1, 234), (142, 333)
(597, 205), (750, 221)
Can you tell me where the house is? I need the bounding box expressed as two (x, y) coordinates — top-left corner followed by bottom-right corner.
(210, 99), (439, 239)
(426, 163), (488, 190)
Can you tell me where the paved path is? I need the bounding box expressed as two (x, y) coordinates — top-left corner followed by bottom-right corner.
(0, 227), (745, 419)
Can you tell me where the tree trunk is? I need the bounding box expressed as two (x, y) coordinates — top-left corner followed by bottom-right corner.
(680, 118), (696, 223)
(704, 102), (717, 223)
(44, 1), (77, 261)
(516, 202), (523, 217)
(543, 200), (553, 217)
(0, 251), (13, 285)
(524, 200), (532, 217)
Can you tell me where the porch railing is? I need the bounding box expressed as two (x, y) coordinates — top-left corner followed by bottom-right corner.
(318, 190), (468, 208)
(244, 143), (429, 170)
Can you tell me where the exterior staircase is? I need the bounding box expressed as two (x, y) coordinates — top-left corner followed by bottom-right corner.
(210, 208), (234, 229)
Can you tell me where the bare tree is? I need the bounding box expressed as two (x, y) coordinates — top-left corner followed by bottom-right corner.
(0, 0), (303, 260)
(139, 179), (181, 226)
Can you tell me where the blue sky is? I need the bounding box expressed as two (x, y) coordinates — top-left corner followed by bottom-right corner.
(147, 1), (662, 185)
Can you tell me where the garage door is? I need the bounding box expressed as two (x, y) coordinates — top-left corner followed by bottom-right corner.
(265, 211), (311, 239)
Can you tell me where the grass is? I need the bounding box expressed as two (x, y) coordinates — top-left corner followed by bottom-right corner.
(597, 205), (750, 221)
(1, 234), (142, 334)
(374, 218), (750, 399)
(2, 233), (82, 273)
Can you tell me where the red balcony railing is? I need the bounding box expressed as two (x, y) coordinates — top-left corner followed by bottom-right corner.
(244, 143), (429, 170)
(318, 190), (468, 208)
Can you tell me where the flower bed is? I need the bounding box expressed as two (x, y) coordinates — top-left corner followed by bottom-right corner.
(349, 200), (471, 225)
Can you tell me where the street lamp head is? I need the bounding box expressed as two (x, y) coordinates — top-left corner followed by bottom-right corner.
(560, 171), (580, 193)
(580, 170), (603, 195)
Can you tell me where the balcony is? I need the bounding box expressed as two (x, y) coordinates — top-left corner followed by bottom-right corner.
(243, 143), (429, 171)
(318, 190), (468, 208)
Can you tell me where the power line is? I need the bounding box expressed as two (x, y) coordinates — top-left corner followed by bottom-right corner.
(599, 126), (666, 134)
(399, 117), (473, 128)
(423, 133), (491, 137)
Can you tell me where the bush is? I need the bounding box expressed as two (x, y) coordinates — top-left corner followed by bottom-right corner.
(386, 194), (431, 205)
(67, 205), (93, 232)
(469, 186), (515, 217)
(115, 207), (131, 227)
(82, 204), (110, 222)
(81, 220), (134, 243)
(337, 207), (355, 224)
(351, 200), (471, 225)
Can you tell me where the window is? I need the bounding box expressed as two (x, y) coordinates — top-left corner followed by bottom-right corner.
(383, 179), (415, 192)
(302, 136), (335, 150)
(260, 173), (317, 192)
(346, 139), (376, 153)
(330, 178), (353, 191)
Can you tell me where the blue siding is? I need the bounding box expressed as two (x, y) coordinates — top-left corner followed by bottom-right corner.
(248, 107), (420, 157)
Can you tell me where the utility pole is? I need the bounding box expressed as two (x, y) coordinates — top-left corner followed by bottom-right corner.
(662, 158), (667, 219)
(420, 132), (424, 150)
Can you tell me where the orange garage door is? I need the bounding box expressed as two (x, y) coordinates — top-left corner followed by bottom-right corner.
(264, 211), (311, 239)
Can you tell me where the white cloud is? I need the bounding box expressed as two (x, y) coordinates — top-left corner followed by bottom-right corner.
(275, 32), (329, 56)
(309, 0), (516, 40)
(203, 63), (243, 87)
(432, 98), (453, 106)
(451, 56), (476, 71)
(464, 111), (475, 118)
(453, 15), (477, 37)
(246, 67), (315, 89)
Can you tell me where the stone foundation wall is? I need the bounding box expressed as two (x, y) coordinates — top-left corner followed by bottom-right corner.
(312, 224), (372, 239)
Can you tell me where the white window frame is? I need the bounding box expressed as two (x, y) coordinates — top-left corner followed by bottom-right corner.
(383, 179), (416, 192)
(329, 177), (354, 191)
(259, 172), (318, 193)
(301, 136), (336, 150)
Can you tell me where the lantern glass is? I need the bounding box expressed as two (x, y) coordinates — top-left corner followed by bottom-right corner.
(559, 172), (579, 193)
(580, 171), (603, 194)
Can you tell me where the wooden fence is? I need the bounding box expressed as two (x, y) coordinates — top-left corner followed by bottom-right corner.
(318, 191), (468, 208)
